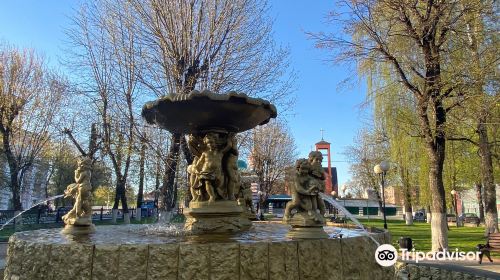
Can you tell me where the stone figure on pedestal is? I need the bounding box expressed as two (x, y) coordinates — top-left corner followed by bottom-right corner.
(283, 151), (328, 239)
(62, 157), (95, 234)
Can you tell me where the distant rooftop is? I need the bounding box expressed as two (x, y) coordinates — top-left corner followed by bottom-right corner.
(316, 140), (330, 145)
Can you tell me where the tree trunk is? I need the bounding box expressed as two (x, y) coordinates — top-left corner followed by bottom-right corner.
(478, 120), (498, 235)
(476, 182), (485, 223)
(10, 176), (22, 211)
(2, 133), (23, 211)
(159, 133), (181, 223)
(401, 166), (413, 225)
(136, 139), (146, 209)
(403, 192), (413, 225)
(419, 97), (448, 251)
(427, 145), (448, 251)
(112, 177), (129, 223)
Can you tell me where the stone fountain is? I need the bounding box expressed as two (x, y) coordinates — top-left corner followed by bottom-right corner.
(142, 90), (276, 234)
(3, 90), (393, 280)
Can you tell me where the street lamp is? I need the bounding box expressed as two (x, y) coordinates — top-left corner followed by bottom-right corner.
(451, 189), (458, 227)
(330, 190), (337, 198)
(374, 160), (390, 230)
(330, 191), (338, 217)
(257, 190), (266, 221)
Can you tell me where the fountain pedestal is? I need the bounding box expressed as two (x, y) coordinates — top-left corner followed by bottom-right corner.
(286, 212), (328, 239)
(184, 201), (251, 234)
(62, 223), (96, 235)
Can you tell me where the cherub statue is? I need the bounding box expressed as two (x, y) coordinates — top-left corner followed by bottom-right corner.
(194, 132), (231, 202)
(62, 157), (93, 226)
(187, 134), (204, 201)
(283, 159), (316, 221)
(237, 180), (255, 215)
(223, 133), (240, 200)
(283, 155), (328, 224)
(308, 151), (326, 216)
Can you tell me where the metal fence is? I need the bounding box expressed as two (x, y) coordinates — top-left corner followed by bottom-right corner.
(0, 207), (157, 227)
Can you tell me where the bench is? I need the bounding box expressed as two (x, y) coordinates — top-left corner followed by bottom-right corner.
(478, 232), (500, 264)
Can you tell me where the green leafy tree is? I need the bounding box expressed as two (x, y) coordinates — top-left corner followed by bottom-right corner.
(310, 0), (496, 250)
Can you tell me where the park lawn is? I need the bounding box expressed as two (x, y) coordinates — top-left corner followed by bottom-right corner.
(359, 219), (497, 256)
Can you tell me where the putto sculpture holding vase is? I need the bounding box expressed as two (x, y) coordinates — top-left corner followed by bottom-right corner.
(283, 151), (328, 239)
(62, 157), (95, 234)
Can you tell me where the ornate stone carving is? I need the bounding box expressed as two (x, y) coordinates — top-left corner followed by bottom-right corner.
(283, 151), (328, 239)
(142, 90), (277, 234)
(62, 157), (95, 234)
(187, 132), (241, 203)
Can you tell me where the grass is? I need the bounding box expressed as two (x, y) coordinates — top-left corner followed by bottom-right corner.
(359, 219), (496, 256)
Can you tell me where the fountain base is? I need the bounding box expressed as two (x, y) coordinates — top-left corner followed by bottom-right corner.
(61, 224), (96, 235)
(285, 212), (328, 239)
(287, 226), (329, 239)
(184, 200), (252, 234)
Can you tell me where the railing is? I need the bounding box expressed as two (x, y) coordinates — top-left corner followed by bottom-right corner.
(0, 207), (157, 227)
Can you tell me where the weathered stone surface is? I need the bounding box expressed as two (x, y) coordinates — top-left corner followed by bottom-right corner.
(118, 244), (148, 280)
(419, 265), (431, 280)
(210, 243), (239, 280)
(408, 264), (420, 280)
(451, 270), (464, 280)
(268, 242), (287, 280)
(92, 245), (119, 280)
(463, 273), (476, 280)
(298, 239), (324, 280)
(49, 243), (93, 280)
(321, 239), (342, 279)
(240, 242), (268, 280)
(147, 243), (179, 280)
(284, 241), (300, 280)
(4, 227), (396, 280)
(20, 242), (51, 280)
(3, 238), (25, 279)
(429, 266), (441, 279)
(341, 236), (377, 280)
(179, 243), (210, 280)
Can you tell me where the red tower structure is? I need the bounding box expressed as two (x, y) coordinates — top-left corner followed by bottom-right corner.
(315, 138), (337, 195)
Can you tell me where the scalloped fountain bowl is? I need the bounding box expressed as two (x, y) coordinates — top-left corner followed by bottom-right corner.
(142, 90), (277, 134)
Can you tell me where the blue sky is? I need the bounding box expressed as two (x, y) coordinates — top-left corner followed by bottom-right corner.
(0, 1), (372, 187)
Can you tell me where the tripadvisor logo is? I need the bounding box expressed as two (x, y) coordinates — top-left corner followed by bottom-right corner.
(374, 244), (481, 267)
(375, 244), (398, 267)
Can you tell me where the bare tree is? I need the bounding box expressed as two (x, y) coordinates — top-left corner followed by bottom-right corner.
(344, 128), (388, 212)
(67, 2), (144, 223)
(0, 44), (66, 210)
(124, 0), (294, 219)
(248, 120), (297, 199)
(310, 0), (493, 251)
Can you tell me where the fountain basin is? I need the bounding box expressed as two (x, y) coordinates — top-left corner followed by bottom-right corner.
(4, 223), (393, 280)
(142, 90), (277, 133)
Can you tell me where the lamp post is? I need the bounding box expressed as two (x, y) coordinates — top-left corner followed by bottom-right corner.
(330, 190), (337, 198)
(341, 184), (347, 210)
(330, 191), (337, 217)
(451, 189), (458, 227)
(257, 190), (266, 221)
(374, 161), (390, 230)
(341, 184), (347, 197)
